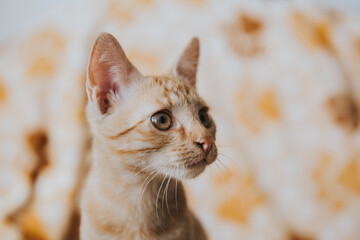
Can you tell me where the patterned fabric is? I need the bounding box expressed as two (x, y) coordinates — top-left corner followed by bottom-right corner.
(0, 0), (359, 239)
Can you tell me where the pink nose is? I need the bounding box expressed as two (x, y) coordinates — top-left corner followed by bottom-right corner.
(194, 137), (214, 156)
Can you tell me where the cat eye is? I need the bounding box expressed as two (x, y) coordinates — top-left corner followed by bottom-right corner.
(151, 111), (172, 130)
(199, 109), (211, 128)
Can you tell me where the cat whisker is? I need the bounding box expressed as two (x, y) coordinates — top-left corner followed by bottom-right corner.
(122, 164), (153, 187)
(217, 158), (229, 174)
(211, 157), (228, 184)
(217, 151), (231, 161)
(164, 176), (172, 218)
(138, 171), (155, 203)
(138, 169), (161, 213)
(217, 149), (238, 166)
(215, 157), (247, 211)
(217, 150), (246, 176)
(208, 164), (214, 178)
(214, 161), (222, 172)
(217, 147), (236, 162)
(161, 165), (177, 221)
(156, 173), (168, 227)
(161, 169), (171, 218)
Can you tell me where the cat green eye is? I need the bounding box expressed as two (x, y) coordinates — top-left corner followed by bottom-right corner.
(151, 111), (172, 130)
(199, 109), (211, 128)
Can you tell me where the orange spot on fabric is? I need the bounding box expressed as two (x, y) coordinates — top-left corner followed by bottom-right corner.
(0, 78), (7, 103)
(313, 153), (331, 181)
(258, 90), (279, 119)
(27, 130), (49, 183)
(28, 56), (55, 76)
(37, 31), (66, 50)
(289, 233), (315, 240)
(355, 38), (360, 59)
(108, 1), (133, 22)
(239, 15), (262, 34)
(25, 30), (66, 78)
(313, 154), (331, 200)
(333, 200), (344, 211)
(217, 174), (265, 224)
(327, 94), (359, 131)
(184, 0), (204, 4)
(290, 12), (334, 52)
(315, 23), (333, 51)
(235, 90), (260, 133)
(77, 109), (86, 122)
(27, 30), (66, 53)
(338, 159), (360, 194)
(238, 112), (259, 132)
(218, 192), (247, 224)
(136, 0), (153, 4)
(224, 14), (263, 57)
(317, 188), (328, 199)
(63, 209), (81, 240)
(22, 212), (48, 240)
(214, 170), (236, 186)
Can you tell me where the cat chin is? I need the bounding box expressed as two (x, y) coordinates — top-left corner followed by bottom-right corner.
(172, 164), (207, 179)
(173, 154), (217, 179)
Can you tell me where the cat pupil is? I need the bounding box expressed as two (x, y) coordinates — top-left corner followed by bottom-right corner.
(160, 116), (166, 124)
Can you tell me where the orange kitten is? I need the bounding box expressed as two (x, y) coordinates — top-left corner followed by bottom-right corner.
(80, 33), (217, 240)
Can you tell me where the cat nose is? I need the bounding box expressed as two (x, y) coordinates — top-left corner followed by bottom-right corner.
(194, 137), (214, 156)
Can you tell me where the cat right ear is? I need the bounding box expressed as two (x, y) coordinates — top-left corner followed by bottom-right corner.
(173, 37), (200, 87)
(86, 33), (142, 114)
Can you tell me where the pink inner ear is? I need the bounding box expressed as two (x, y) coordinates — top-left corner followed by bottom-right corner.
(89, 59), (120, 114)
(87, 33), (141, 114)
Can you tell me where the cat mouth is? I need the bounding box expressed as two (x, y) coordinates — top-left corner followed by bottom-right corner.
(186, 158), (206, 169)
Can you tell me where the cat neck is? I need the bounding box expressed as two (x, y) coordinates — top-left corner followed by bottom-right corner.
(89, 140), (188, 233)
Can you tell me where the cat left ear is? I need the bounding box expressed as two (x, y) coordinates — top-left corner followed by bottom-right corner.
(173, 37), (200, 87)
(86, 33), (142, 114)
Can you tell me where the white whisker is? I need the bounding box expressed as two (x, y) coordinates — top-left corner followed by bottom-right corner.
(156, 173), (168, 226)
(122, 164), (153, 186)
(138, 169), (160, 214)
(164, 176), (172, 218)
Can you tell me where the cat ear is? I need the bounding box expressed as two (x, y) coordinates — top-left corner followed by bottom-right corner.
(86, 33), (142, 114)
(173, 37), (200, 87)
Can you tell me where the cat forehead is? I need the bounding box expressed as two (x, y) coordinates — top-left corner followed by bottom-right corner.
(148, 76), (191, 94)
(141, 76), (206, 109)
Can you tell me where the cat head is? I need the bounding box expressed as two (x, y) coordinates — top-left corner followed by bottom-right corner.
(86, 33), (217, 179)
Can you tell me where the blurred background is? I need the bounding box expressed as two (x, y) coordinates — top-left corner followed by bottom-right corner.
(1, 0), (360, 239)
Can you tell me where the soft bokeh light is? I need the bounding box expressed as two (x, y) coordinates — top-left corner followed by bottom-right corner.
(1, 0), (360, 240)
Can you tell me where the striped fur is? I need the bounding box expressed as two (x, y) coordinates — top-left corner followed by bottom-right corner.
(81, 33), (217, 240)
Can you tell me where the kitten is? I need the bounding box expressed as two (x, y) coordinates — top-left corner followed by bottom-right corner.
(80, 33), (217, 240)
